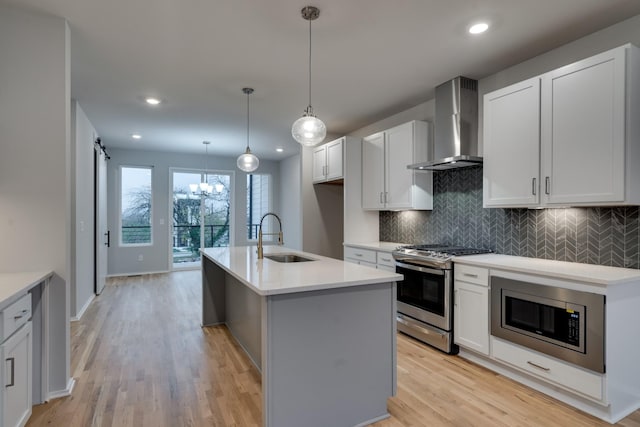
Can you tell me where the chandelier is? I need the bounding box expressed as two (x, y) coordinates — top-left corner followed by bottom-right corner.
(189, 141), (214, 196)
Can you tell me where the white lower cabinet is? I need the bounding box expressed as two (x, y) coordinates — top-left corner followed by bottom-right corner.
(454, 265), (489, 355)
(492, 336), (603, 402)
(1, 321), (32, 427)
(344, 245), (397, 271)
(0, 292), (33, 427)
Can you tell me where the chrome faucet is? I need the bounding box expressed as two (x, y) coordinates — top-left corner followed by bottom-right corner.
(257, 212), (283, 259)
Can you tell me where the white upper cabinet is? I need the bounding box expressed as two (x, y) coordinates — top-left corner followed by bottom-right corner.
(362, 132), (386, 209)
(362, 120), (432, 210)
(541, 47), (627, 205)
(483, 44), (640, 208)
(312, 137), (345, 184)
(483, 78), (541, 207)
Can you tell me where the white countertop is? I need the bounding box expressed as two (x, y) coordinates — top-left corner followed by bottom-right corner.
(0, 271), (54, 310)
(343, 241), (405, 253)
(453, 254), (640, 286)
(201, 246), (402, 296)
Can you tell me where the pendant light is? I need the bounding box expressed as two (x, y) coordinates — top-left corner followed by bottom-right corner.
(237, 87), (260, 172)
(291, 6), (326, 147)
(190, 141), (214, 196)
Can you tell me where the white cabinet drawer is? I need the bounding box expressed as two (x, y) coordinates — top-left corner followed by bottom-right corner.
(492, 337), (604, 401)
(454, 264), (488, 286)
(359, 260), (377, 269)
(344, 246), (376, 264)
(376, 252), (395, 268)
(0, 293), (32, 342)
(377, 264), (396, 272)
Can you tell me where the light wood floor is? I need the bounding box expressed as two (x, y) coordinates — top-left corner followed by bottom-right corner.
(27, 271), (640, 427)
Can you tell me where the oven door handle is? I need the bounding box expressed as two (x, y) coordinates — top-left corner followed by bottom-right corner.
(395, 261), (445, 276)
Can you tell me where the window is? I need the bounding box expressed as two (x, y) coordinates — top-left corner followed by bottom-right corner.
(171, 170), (232, 267)
(247, 174), (271, 240)
(120, 166), (152, 245)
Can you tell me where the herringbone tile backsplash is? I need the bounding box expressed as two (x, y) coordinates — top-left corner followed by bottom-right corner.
(379, 166), (640, 269)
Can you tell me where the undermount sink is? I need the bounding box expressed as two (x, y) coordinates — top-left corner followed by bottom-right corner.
(264, 254), (315, 263)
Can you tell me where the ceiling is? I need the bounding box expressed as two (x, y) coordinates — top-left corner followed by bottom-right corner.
(5, 0), (640, 160)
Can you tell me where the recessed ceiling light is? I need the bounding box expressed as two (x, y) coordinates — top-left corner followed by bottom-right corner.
(469, 22), (489, 34)
(276, 147), (284, 153)
(145, 97), (161, 105)
(131, 134), (142, 140)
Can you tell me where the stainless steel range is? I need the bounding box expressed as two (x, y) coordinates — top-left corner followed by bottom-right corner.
(392, 244), (492, 354)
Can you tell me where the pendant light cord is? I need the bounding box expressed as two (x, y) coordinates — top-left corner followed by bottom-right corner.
(308, 15), (312, 109)
(246, 90), (250, 151)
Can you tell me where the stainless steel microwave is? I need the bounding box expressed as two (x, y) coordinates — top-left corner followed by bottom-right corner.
(491, 275), (605, 373)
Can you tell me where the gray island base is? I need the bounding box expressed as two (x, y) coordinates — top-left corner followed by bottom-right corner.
(201, 246), (401, 427)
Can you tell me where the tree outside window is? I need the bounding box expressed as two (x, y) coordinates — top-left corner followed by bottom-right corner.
(120, 166), (152, 245)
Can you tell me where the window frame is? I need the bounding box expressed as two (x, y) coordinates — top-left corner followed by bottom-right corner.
(246, 173), (273, 242)
(119, 165), (154, 247)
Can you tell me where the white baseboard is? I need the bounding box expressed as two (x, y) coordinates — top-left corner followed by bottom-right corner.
(71, 294), (95, 322)
(46, 378), (76, 401)
(106, 269), (170, 278)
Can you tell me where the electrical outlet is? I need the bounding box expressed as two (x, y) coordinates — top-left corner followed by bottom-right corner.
(159, 218), (165, 225)
(138, 254), (143, 261)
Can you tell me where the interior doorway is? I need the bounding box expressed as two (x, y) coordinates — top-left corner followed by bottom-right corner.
(94, 141), (109, 294)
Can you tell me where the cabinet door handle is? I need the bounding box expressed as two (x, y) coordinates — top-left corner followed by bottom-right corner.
(454, 289), (458, 307)
(355, 253), (363, 257)
(385, 192), (389, 203)
(545, 176), (550, 195)
(13, 309), (28, 320)
(527, 360), (550, 372)
(105, 230), (111, 247)
(463, 273), (478, 278)
(379, 192), (383, 204)
(6, 357), (15, 387)
(532, 177), (537, 195)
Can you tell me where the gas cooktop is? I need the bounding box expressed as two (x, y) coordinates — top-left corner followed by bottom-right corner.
(392, 244), (492, 269)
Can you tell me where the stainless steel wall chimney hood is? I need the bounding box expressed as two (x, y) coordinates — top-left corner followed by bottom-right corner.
(408, 76), (480, 171)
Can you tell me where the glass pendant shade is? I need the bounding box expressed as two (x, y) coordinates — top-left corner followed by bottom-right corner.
(292, 109), (326, 147)
(237, 148), (259, 172)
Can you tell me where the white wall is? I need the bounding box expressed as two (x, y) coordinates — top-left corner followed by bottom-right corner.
(343, 136), (378, 243)
(0, 4), (71, 395)
(300, 144), (345, 259)
(343, 100), (436, 244)
(106, 148), (280, 276)
(71, 101), (97, 319)
(279, 154), (302, 250)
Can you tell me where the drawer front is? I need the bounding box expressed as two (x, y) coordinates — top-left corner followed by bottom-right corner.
(376, 252), (395, 268)
(492, 337), (604, 401)
(1, 293), (32, 342)
(377, 264), (396, 272)
(344, 246), (376, 264)
(454, 264), (489, 286)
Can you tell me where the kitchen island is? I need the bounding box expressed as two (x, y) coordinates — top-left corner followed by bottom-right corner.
(201, 246), (402, 427)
